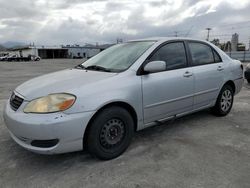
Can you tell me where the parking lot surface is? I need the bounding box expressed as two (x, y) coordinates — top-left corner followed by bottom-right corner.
(0, 60), (250, 188)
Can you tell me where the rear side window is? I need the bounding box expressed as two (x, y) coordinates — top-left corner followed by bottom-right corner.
(188, 42), (215, 65)
(148, 42), (187, 70)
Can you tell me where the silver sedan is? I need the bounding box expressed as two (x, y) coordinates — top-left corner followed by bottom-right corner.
(3, 37), (243, 160)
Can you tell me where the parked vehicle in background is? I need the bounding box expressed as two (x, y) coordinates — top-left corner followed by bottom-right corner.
(0, 52), (9, 58)
(0, 54), (41, 62)
(28, 55), (41, 61)
(5, 54), (18, 61)
(244, 63), (250, 83)
(3, 37), (243, 160)
(0, 55), (9, 61)
(6, 54), (22, 61)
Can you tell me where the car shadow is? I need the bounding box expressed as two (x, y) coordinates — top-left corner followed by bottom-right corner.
(136, 109), (210, 136)
(244, 81), (250, 89)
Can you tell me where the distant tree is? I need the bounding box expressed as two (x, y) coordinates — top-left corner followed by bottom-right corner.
(211, 39), (220, 46)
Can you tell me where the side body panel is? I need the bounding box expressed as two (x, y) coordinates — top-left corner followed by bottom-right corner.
(192, 63), (224, 109)
(141, 68), (194, 124)
(64, 70), (145, 130)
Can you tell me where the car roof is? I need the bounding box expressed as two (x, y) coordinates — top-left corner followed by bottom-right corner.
(128, 37), (208, 43)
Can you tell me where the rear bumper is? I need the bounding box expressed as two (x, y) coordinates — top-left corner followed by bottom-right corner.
(234, 77), (244, 95)
(3, 100), (95, 154)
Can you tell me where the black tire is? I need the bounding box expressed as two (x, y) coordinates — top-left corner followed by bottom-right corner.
(86, 106), (134, 160)
(247, 79), (250, 83)
(211, 84), (234, 116)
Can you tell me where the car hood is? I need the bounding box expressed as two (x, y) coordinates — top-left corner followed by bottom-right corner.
(15, 68), (117, 100)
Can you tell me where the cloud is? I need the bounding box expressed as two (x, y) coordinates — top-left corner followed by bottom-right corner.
(0, 0), (250, 46)
(148, 0), (172, 7)
(0, 0), (46, 20)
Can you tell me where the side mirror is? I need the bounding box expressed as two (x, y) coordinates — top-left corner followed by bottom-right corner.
(143, 61), (166, 74)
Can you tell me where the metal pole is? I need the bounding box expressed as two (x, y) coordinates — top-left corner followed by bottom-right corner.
(206, 28), (211, 41)
(243, 50), (246, 62)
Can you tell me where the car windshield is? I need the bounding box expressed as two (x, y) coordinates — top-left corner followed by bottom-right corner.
(78, 41), (155, 72)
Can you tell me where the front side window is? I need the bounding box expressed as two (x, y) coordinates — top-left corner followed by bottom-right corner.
(188, 42), (215, 65)
(80, 41), (155, 72)
(148, 42), (187, 70)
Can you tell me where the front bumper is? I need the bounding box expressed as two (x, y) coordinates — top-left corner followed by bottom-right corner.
(3, 100), (95, 154)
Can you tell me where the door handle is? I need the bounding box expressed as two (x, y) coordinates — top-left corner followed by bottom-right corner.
(217, 66), (224, 71)
(183, 71), (193, 77)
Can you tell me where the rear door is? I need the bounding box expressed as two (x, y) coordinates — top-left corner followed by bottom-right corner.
(187, 41), (224, 110)
(141, 41), (194, 124)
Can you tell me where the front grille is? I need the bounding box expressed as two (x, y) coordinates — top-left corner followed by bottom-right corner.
(10, 92), (24, 111)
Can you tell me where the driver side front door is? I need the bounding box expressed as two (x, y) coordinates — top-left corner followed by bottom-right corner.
(141, 41), (194, 124)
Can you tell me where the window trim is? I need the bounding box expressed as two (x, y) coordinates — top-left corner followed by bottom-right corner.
(186, 40), (222, 67)
(212, 49), (222, 63)
(137, 40), (189, 75)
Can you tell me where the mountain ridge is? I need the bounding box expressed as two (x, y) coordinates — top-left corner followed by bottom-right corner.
(0, 41), (27, 48)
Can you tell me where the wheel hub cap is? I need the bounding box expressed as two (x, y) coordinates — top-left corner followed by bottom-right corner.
(220, 89), (232, 112)
(100, 118), (125, 149)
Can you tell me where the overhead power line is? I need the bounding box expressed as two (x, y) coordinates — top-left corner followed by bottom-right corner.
(217, 20), (250, 28)
(210, 34), (232, 37)
(185, 26), (194, 37)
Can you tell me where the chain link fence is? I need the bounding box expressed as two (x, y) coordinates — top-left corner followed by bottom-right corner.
(226, 51), (250, 62)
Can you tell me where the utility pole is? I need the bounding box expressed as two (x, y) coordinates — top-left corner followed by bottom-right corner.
(249, 37), (250, 51)
(174, 31), (178, 37)
(206, 28), (212, 41)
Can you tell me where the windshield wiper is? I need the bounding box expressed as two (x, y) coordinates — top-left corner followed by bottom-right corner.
(85, 65), (111, 72)
(75, 64), (86, 69)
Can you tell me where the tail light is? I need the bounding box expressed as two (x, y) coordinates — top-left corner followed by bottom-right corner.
(240, 64), (243, 71)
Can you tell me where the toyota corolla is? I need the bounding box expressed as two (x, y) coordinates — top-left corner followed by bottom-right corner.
(3, 38), (243, 160)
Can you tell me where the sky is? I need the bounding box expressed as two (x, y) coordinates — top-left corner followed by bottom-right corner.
(0, 0), (250, 46)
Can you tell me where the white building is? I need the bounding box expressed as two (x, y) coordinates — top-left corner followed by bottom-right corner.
(10, 45), (108, 59)
(62, 45), (101, 58)
(231, 33), (239, 51)
(10, 46), (68, 59)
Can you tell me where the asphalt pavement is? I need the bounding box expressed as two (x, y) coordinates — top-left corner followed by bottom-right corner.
(0, 59), (249, 188)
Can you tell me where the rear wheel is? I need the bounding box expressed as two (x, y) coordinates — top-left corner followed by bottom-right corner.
(211, 84), (234, 116)
(86, 106), (134, 160)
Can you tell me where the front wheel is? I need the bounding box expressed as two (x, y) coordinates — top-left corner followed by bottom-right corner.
(86, 106), (134, 160)
(211, 85), (234, 116)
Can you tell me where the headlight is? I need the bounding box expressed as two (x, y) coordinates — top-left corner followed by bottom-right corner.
(24, 93), (76, 113)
